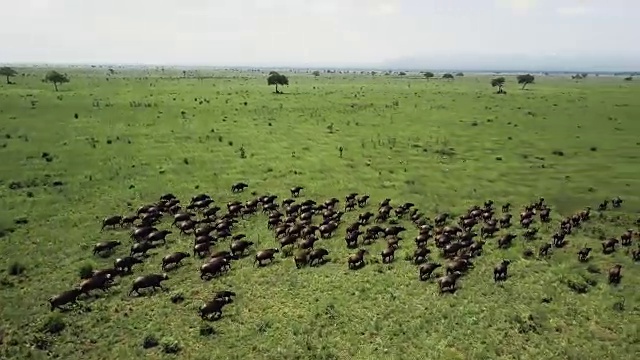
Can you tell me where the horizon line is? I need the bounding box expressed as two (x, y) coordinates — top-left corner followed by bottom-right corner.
(0, 62), (638, 74)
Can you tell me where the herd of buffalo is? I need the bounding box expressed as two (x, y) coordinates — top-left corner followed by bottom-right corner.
(48, 183), (639, 322)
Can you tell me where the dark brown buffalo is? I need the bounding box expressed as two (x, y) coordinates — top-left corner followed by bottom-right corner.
(210, 250), (236, 261)
(290, 186), (304, 197)
(79, 274), (112, 295)
(309, 248), (329, 266)
(498, 233), (516, 248)
(577, 247), (592, 262)
(538, 243), (552, 257)
(131, 226), (156, 241)
(620, 230), (633, 246)
(255, 248), (279, 266)
(294, 249), (310, 268)
(446, 259), (471, 274)
(231, 182), (248, 192)
(121, 215), (138, 226)
(162, 252), (190, 270)
(199, 298), (232, 320)
(200, 258), (230, 279)
(493, 260), (511, 282)
(147, 230), (171, 244)
(101, 215), (122, 230)
(130, 241), (154, 257)
(49, 288), (82, 311)
(194, 242), (212, 257)
(348, 249), (367, 269)
(380, 246), (395, 263)
(114, 256), (143, 273)
(438, 271), (462, 293)
(129, 273), (169, 296)
(608, 264), (622, 284)
(602, 238), (618, 254)
(413, 246), (431, 264)
(93, 240), (121, 255)
(419, 263), (441, 281)
(230, 240), (254, 257)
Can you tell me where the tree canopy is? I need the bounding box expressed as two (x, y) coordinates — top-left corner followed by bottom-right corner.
(491, 77), (506, 94)
(517, 74), (535, 89)
(44, 70), (70, 91)
(0, 66), (18, 84)
(442, 73), (454, 80)
(422, 71), (434, 79)
(267, 71), (289, 93)
(312, 70), (320, 77)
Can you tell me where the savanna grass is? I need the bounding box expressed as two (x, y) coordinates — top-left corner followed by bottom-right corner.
(0, 69), (639, 360)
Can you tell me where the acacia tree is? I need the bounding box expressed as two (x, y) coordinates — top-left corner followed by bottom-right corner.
(423, 71), (434, 79)
(491, 77), (506, 93)
(312, 70), (320, 77)
(0, 66), (18, 84)
(267, 71), (289, 93)
(45, 70), (69, 91)
(517, 74), (535, 89)
(442, 73), (454, 80)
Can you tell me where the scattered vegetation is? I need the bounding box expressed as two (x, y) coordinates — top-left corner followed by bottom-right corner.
(267, 71), (289, 94)
(491, 76), (506, 94)
(0, 66), (18, 84)
(0, 68), (638, 360)
(44, 70), (70, 91)
(517, 74), (535, 89)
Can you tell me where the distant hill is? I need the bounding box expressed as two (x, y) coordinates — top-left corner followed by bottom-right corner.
(383, 53), (640, 74)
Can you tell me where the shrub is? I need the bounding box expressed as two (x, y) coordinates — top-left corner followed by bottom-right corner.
(199, 325), (215, 336)
(78, 264), (94, 279)
(142, 334), (159, 349)
(41, 314), (65, 334)
(161, 337), (181, 354)
(7, 262), (25, 276)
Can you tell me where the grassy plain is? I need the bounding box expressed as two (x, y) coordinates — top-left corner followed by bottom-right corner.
(0, 68), (639, 360)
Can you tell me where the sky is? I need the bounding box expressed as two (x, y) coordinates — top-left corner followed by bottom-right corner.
(1, 0), (639, 70)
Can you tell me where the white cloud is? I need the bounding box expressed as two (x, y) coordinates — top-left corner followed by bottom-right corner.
(496, 0), (539, 13)
(370, 2), (399, 16)
(0, 0), (638, 68)
(556, 6), (593, 15)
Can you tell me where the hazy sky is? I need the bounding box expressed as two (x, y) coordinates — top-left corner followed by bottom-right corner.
(2, 0), (639, 67)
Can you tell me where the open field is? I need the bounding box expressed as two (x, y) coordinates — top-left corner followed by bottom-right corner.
(1, 69), (639, 360)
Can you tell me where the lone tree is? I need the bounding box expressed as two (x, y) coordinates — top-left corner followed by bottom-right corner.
(312, 70), (320, 77)
(455, 72), (464, 77)
(267, 71), (289, 94)
(45, 70), (69, 91)
(423, 71), (434, 79)
(398, 71), (406, 76)
(491, 77), (506, 94)
(517, 74), (535, 89)
(0, 66), (18, 84)
(442, 73), (454, 80)
(623, 76), (633, 81)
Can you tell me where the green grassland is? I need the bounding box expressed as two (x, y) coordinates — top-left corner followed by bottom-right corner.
(0, 69), (639, 360)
